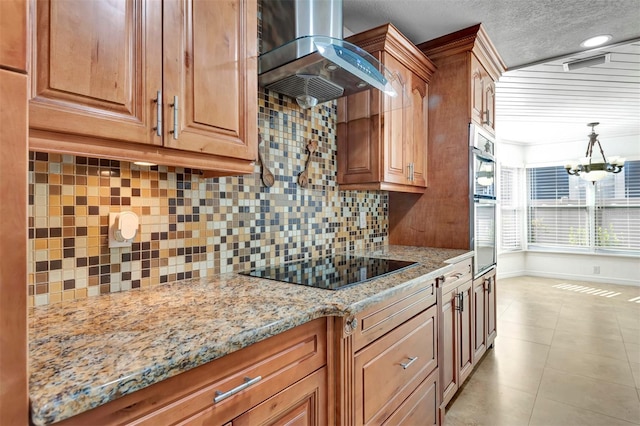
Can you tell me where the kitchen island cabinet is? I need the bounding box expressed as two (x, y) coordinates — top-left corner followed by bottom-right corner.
(29, 0), (257, 176)
(337, 24), (436, 193)
(29, 246), (470, 425)
(54, 319), (328, 426)
(334, 277), (439, 425)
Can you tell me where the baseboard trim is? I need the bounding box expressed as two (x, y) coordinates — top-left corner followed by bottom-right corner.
(498, 270), (639, 287)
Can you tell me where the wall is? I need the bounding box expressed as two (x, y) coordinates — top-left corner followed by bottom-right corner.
(27, 91), (388, 306)
(498, 251), (640, 286)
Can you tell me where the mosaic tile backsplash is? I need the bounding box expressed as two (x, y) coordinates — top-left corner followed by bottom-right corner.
(28, 90), (389, 306)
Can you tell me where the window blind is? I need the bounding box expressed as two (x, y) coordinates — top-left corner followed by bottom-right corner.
(527, 166), (590, 249)
(594, 160), (640, 251)
(500, 166), (522, 250)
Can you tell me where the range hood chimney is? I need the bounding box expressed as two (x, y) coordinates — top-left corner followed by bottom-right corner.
(259, 0), (397, 108)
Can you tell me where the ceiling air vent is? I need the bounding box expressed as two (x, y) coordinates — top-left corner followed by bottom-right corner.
(563, 53), (611, 71)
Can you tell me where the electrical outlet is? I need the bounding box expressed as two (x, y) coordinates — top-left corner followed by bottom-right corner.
(359, 211), (367, 229)
(593, 266), (600, 274)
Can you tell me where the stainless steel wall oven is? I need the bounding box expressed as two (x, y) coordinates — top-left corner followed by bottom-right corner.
(470, 124), (497, 277)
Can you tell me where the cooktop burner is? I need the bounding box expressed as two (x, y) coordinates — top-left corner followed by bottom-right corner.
(241, 255), (418, 290)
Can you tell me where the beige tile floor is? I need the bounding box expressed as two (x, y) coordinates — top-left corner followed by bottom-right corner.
(445, 275), (640, 426)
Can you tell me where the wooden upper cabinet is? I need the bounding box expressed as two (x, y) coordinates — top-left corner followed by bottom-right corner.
(470, 57), (485, 128)
(337, 24), (435, 193)
(470, 55), (495, 134)
(28, 0), (257, 175)
(418, 24), (506, 136)
(30, 0), (162, 145)
(388, 24), (505, 250)
(484, 75), (496, 133)
(163, 0), (256, 161)
(0, 0), (28, 72)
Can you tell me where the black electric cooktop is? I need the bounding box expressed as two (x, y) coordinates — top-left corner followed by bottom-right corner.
(241, 255), (418, 290)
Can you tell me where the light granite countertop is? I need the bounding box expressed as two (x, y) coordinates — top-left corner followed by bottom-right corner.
(29, 245), (471, 425)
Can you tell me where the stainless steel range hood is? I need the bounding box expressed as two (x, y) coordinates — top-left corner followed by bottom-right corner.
(259, 0), (397, 108)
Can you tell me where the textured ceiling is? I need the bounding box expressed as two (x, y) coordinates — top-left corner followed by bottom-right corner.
(342, 0), (640, 69)
(342, 0), (640, 146)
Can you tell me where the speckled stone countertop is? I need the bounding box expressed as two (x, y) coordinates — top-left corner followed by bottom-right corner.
(29, 245), (471, 425)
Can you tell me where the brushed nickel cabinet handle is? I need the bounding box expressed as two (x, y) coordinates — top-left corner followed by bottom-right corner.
(153, 90), (162, 136)
(455, 292), (464, 312)
(214, 376), (262, 403)
(484, 109), (493, 127)
(400, 356), (418, 369)
(169, 95), (179, 139)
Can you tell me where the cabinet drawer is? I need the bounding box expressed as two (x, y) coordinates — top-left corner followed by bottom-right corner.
(383, 367), (438, 426)
(58, 319), (326, 426)
(439, 258), (472, 294)
(355, 305), (438, 425)
(353, 279), (436, 351)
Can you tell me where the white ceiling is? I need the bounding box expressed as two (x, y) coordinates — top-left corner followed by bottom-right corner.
(342, 0), (640, 145)
(496, 40), (640, 145)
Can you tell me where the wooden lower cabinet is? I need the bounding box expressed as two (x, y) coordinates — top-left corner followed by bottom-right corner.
(355, 306), (438, 425)
(438, 258), (474, 411)
(54, 273), (455, 426)
(57, 319), (327, 426)
(439, 261), (498, 420)
(472, 277), (488, 363)
(383, 368), (439, 426)
(473, 267), (497, 362)
(211, 367), (326, 426)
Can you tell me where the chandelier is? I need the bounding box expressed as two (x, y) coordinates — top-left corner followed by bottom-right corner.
(565, 122), (625, 183)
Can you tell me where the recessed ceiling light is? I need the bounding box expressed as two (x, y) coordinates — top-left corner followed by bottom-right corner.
(580, 35), (612, 48)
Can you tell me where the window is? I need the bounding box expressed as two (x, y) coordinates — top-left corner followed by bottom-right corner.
(499, 166), (523, 251)
(594, 160), (640, 250)
(525, 160), (640, 253)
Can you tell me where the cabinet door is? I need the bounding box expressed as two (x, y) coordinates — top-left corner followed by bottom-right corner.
(231, 367), (327, 426)
(382, 369), (438, 426)
(382, 53), (411, 186)
(470, 56), (484, 127)
(29, 0), (163, 145)
(163, 0), (257, 161)
(485, 270), (497, 347)
(472, 278), (487, 363)
(439, 286), (458, 407)
(0, 0), (27, 71)
(483, 77), (496, 133)
(409, 73), (428, 187)
(457, 280), (474, 385)
(0, 68), (29, 425)
(336, 89), (381, 185)
(355, 307), (437, 425)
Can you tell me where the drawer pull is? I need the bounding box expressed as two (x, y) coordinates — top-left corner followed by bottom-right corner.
(213, 376), (262, 403)
(452, 272), (463, 279)
(399, 356), (418, 369)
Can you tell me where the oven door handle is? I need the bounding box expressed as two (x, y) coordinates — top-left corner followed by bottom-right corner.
(471, 147), (495, 162)
(474, 197), (498, 205)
